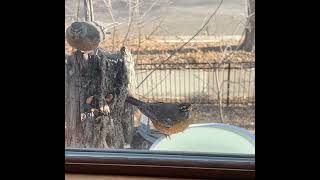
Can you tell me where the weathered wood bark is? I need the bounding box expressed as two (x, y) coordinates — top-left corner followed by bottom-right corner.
(65, 47), (136, 149)
(240, 0), (255, 52)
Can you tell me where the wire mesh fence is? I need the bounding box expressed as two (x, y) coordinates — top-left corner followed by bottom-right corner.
(135, 61), (255, 107)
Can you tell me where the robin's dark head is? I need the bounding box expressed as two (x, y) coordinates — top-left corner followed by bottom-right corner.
(70, 22), (83, 33)
(69, 22), (87, 39)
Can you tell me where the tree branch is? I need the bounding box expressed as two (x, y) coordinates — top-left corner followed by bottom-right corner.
(136, 0), (225, 88)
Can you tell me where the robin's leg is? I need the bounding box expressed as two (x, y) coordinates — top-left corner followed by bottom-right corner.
(164, 134), (171, 140)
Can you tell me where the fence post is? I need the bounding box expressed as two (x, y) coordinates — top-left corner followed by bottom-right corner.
(226, 62), (231, 107)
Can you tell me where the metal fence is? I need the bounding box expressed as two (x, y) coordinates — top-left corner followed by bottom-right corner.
(135, 61), (255, 106)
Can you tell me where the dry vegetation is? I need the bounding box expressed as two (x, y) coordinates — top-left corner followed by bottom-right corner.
(65, 36), (255, 63)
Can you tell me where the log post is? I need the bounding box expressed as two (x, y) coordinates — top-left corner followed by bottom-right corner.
(65, 47), (136, 149)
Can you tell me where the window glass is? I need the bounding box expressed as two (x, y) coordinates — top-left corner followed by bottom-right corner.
(65, 0), (255, 155)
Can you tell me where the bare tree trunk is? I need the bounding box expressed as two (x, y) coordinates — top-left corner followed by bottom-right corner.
(240, 0), (255, 52)
(214, 68), (224, 123)
(122, 0), (134, 46)
(89, 0), (94, 21)
(84, 0), (94, 21)
(76, 0), (81, 21)
(107, 0), (117, 51)
(65, 47), (136, 149)
(135, 0), (142, 63)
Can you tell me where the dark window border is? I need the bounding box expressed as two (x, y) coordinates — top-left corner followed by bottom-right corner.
(65, 149), (255, 179)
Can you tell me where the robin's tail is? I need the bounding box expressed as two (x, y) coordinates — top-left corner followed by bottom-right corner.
(126, 96), (158, 121)
(125, 96), (146, 107)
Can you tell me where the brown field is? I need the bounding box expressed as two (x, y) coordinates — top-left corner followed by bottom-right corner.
(65, 36), (255, 63)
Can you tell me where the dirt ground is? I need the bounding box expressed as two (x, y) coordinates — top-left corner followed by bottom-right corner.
(191, 104), (255, 132)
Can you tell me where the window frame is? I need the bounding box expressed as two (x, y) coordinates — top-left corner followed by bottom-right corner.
(65, 148), (255, 179)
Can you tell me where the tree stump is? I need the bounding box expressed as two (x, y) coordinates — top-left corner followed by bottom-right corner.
(65, 47), (136, 149)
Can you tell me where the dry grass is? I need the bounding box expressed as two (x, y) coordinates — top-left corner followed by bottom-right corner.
(190, 104), (255, 132)
(65, 36), (255, 63)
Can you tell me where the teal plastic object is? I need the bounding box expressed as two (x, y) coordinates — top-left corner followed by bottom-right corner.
(150, 123), (255, 154)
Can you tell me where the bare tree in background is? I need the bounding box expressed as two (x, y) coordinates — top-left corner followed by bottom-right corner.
(84, 0), (94, 21)
(101, 0), (118, 51)
(240, 0), (255, 52)
(122, 0), (134, 46)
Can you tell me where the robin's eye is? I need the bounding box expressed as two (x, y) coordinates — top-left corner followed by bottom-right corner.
(72, 29), (81, 34)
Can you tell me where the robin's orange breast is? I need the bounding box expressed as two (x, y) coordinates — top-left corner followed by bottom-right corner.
(67, 38), (100, 51)
(151, 118), (193, 135)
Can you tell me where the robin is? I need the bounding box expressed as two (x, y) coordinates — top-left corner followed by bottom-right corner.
(125, 96), (193, 137)
(66, 21), (117, 52)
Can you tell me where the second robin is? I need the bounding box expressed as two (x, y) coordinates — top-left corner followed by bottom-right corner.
(66, 21), (117, 51)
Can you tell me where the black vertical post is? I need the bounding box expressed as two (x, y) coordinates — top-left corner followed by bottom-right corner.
(226, 62), (231, 107)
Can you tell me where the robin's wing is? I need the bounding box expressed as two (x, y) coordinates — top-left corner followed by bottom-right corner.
(148, 103), (179, 128)
(136, 106), (158, 122)
(136, 104), (174, 128)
